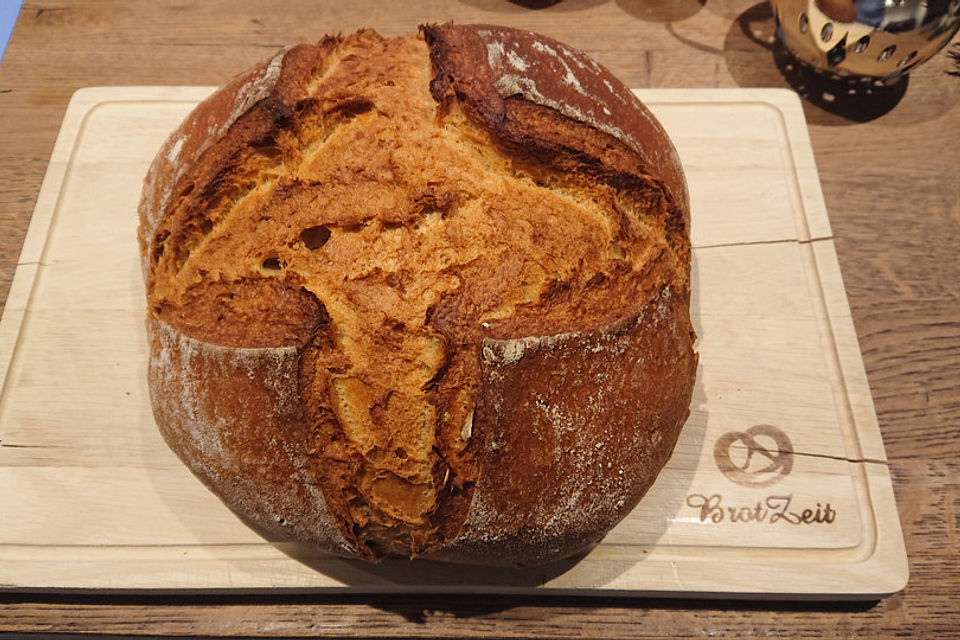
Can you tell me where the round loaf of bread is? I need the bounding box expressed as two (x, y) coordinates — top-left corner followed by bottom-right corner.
(139, 23), (697, 567)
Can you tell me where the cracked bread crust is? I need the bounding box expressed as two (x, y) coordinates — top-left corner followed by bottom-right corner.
(139, 24), (697, 566)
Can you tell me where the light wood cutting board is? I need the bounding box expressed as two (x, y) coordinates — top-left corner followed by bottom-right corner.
(0, 87), (907, 598)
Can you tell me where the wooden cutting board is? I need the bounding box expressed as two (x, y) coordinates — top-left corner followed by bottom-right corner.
(0, 87), (907, 598)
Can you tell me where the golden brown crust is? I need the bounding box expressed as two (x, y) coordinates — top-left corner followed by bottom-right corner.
(139, 24), (697, 566)
(148, 316), (356, 557)
(430, 286), (696, 566)
(421, 23), (690, 255)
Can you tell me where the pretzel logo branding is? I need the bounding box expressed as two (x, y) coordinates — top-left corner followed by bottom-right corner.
(713, 424), (794, 488)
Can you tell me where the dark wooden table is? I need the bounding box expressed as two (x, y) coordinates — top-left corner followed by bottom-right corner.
(1, 0), (958, 637)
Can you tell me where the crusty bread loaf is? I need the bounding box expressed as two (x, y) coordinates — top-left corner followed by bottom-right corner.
(139, 23), (697, 567)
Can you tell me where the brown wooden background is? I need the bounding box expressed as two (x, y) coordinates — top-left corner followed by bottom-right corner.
(1, 0), (958, 637)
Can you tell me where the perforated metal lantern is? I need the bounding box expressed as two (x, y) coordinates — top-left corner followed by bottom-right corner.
(769, 0), (960, 79)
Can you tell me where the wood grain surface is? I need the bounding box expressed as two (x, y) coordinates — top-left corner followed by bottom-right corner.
(0, 0), (957, 637)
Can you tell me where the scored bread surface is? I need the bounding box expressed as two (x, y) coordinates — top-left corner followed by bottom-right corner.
(139, 24), (697, 565)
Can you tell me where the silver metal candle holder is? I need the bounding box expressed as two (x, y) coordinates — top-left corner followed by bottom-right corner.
(769, 0), (960, 80)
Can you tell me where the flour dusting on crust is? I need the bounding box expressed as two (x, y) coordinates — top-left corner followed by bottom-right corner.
(439, 287), (686, 565)
(139, 47), (291, 276)
(148, 318), (354, 555)
(475, 28), (651, 159)
(463, 25), (688, 216)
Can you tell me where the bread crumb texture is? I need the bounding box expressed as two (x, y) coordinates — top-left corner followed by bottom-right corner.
(140, 25), (694, 563)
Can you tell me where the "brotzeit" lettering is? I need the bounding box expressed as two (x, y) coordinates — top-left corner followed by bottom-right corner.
(685, 493), (837, 525)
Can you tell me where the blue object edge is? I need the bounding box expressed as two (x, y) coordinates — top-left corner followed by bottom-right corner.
(0, 0), (24, 69)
